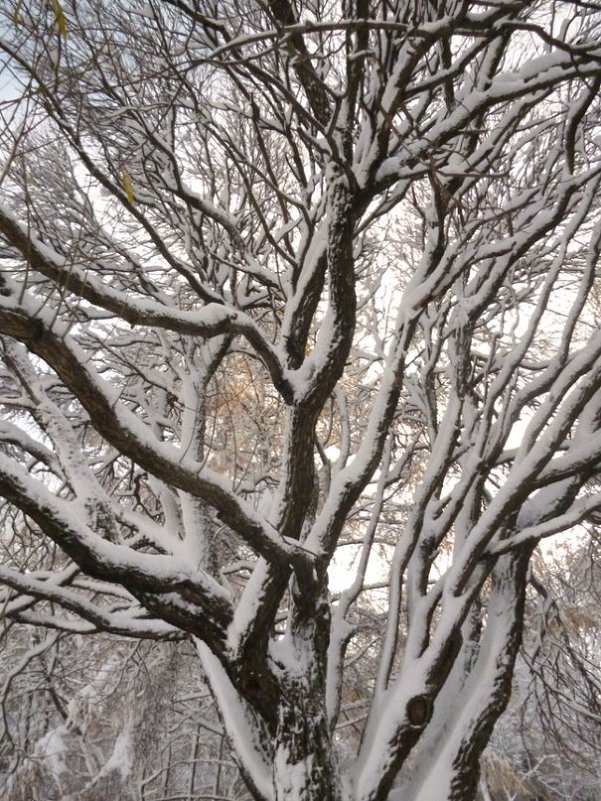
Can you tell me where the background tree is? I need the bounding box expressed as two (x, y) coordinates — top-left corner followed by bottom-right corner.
(0, 630), (244, 801)
(479, 542), (601, 801)
(1, 2), (601, 801)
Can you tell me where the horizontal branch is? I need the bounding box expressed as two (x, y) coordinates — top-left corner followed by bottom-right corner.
(0, 303), (310, 568)
(0, 204), (290, 399)
(0, 460), (238, 651)
(0, 565), (183, 640)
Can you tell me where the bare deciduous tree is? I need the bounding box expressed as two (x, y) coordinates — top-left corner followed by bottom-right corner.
(1, 2), (601, 800)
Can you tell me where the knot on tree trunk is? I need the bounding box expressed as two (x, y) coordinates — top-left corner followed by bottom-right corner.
(407, 694), (432, 729)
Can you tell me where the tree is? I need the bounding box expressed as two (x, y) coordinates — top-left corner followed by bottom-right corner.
(480, 543), (601, 801)
(0, 629), (244, 801)
(1, 1), (601, 799)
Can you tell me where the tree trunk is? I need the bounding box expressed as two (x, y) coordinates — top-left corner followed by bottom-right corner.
(273, 675), (344, 801)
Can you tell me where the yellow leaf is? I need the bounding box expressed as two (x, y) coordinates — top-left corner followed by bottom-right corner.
(51, 0), (67, 38)
(12, 0), (25, 26)
(121, 169), (135, 205)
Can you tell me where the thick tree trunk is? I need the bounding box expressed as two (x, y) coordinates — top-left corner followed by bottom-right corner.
(273, 677), (344, 801)
(271, 580), (346, 801)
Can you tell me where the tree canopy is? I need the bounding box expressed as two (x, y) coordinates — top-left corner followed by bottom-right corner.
(1, 2), (601, 800)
